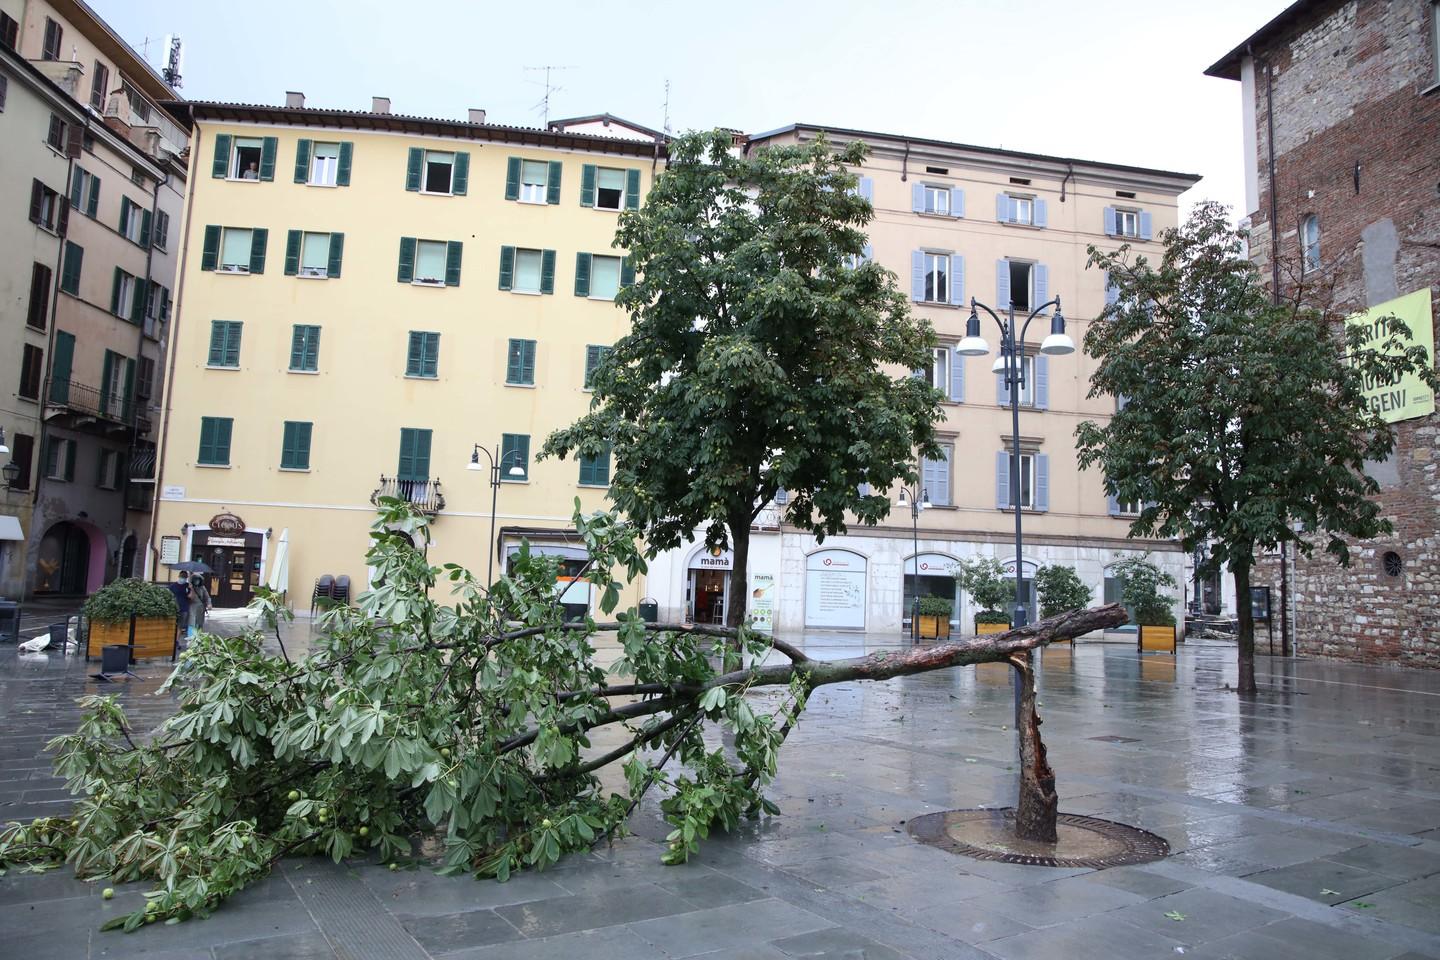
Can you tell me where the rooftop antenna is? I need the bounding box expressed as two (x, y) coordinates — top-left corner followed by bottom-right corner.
(523, 65), (573, 125)
(662, 78), (672, 136)
(161, 34), (183, 88)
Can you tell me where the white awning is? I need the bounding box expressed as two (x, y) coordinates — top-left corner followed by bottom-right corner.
(0, 515), (23, 541)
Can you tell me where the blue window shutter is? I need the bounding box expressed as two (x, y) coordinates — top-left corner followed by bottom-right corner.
(1034, 198), (1047, 228)
(859, 176), (873, 201)
(1103, 206), (1117, 236)
(1105, 271), (1119, 306)
(1107, 494), (1120, 516)
(405, 148), (423, 191)
(1034, 263), (1049, 312)
(910, 251), (925, 301)
(996, 193), (1009, 222)
(996, 366), (1011, 406)
(451, 152), (470, 195)
(951, 187), (965, 218)
(996, 451), (1011, 509)
(950, 350), (965, 403)
(949, 254), (965, 306)
(1139, 210), (1153, 240)
(911, 183), (925, 213)
(1036, 454), (1050, 511)
(861, 243), (873, 262)
(1035, 355), (1050, 409)
(996, 259), (1011, 307)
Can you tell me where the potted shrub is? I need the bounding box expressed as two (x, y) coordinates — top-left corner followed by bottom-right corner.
(1108, 555), (1179, 652)
(84, 578), (179, 660)
(1035, 564), (1094, 645)
(955, 557), (1013, 635)
(915, 596), (953, 640)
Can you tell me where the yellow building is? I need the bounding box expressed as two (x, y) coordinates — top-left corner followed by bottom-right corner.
(151, 97), (664, 610)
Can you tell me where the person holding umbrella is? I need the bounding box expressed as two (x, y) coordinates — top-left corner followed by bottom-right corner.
(168, 572), (192, 645)
(189, 573), (212, 634)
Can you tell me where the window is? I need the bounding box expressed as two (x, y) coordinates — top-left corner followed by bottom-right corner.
(60, 242), (83, 294)
(397, 237), (460, 286)
(1016, 355), (1036, 406)
(71, 168), (100, 218)
(921, 443), (952, 507)
(19, 345), (43, 400)
(198, 417), (233, 466)
(136, 356), (155, 400)
(506, 338), (536, 385)
(1115, 498), (1140, 516)
(501, 433), (530, 481)
(120, 197), (148, 245)
(406, 331), (440, 378)
(499, 246), (555, 293)
(1301, 215), (1321, 274)
(520, 160), (549, 203)
(112, 270), (139, 320)
(579, 444), (612, 486)
(42, 17), (62, 60)
(415, 240), (447, 284)
(27, 263), (52, 330)
(590, 255), (623, 300)
(925, 347), (949, 395)
(207, 320), (243, 368)
(146, 282), (170, 325)
(1008, 260), (1032, 311)
(1017, 453), (1036, 509)
(46, 437), (76, 481)
(220, 227), (255, 272)
(397, 428), (432, 483)
(290, 325), (321, 372)
(584, 345), (612, 389)
(923, 252), (949, 303)
(515, 248), (543, 293)
(152, 209), (169, 250)
(100, 351), (132, 419)
(1115, 208), (1139, 238)
(46, 114), (65, 151)
(123, 82), (150, 122)
(404, 147), (466, 194)
(8, 434), (33, 490)
(997, 449), (1049, 511)
(595, 167), (625, 210)
(923, 185), (950, 216)
(423, 151), (454, 194)
(231, 137), (264, 180)
(96, 449), (122, 490)
(310, 142), (340, 186)
(301, 232), (333, 277)
(29, 179), (61, 231)
(1012, 195), (1033, 225)
(1, 11), (18, 50)
(281, 421), (312, 470)
(89, 61), (109, 111)
(1104, 206), (1150, 239)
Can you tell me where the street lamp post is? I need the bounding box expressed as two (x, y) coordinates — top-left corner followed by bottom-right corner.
(896, 484), (930, 641)
(957, 296), (1073, 710)
(468, 443), (527, 586)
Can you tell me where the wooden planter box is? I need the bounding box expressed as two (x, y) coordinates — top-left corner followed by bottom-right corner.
(975, 621), (1010, 636)
(917, 615), (951, 640)
(1138, 624), (1177, 654)
(87, 616), (177, 661)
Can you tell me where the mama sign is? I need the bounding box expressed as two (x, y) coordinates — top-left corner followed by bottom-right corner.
(1346, 288), (1435, 424)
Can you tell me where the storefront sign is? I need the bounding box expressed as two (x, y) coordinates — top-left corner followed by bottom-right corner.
(750, 574), (775, 633)
(690, 547), (733, 570)
(159, 536), (181, 564)
(208, 512), (247, 535)
(205, 536), (247, 547)
(1346, 288), (1435, 424)
(906, 553), (959, 576)
(804, 550), (867, 629)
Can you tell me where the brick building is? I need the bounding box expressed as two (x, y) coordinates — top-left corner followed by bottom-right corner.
(1207, 0), (1439, 666)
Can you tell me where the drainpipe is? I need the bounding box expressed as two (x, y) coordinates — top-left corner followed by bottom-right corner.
(122, 169), (166, 578)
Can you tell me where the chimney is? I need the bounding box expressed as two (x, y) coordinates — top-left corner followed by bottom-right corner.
(371, 96), (391, 114)
(285, 91), (305, 108)
(468, 108), (486, 125)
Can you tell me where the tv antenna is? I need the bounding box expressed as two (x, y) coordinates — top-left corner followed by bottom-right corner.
(662, 78), (672, 136)
(524, 65), (574, 125)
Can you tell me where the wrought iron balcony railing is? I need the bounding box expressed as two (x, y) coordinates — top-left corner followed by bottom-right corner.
(46, 376), (132, 425)
(370, 476), (445, 515)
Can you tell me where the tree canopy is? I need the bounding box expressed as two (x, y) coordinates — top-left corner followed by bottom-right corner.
(1077, 201), (1438, 691)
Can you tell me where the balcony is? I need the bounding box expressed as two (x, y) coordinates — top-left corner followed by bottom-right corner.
(125, 481), (153, 512)
(45, 377), (132, 434)
(371, 477), (445, 516)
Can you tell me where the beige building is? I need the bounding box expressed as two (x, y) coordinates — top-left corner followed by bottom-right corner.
(646, 124), (1200, 634)
(0, 0), (187, 598)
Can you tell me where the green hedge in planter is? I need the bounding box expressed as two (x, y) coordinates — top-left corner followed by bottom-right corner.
(1108, 555), (1177, 627)
(916, 596), (953, 617)
(83, 578), (178, 626)
(974, 610), (1012, 625)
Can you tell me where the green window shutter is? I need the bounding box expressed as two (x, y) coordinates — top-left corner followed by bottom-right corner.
(452, 151), (470, 195)
(284, 229), (301, 275)
(621, 257), (636, 288)
(140, 209), (152, 248)
(87, 177), (99, 218)
(249, 227), (268, 274)
(61, 242), (83, 293)
(414, 429), (431, 478)
(327, 233), (344, 278)
(224, 322), (242, 366)
(293, 139), (312, 183)
(100, 351), (114, 414)
(212, 134), (231, 178)
(501, 433), (529, 480)
(424, 333), (439, 377)
(625, 168), (641, 210)
(199, 417), (217, 464)
(398, 237), (416, 283)
(580, 445), (611, 486)
(522, 340), (535, 383)
(215, 418), (233, 464)
(444, 241), (463, 287)
(201, 225), (220, 271)
(397, 427), (416, 479)
(118, 196), (130, 234)
(498, 245), (515, 290)
(336, 142), (353, 186)
(406, 332), (423, 376)
(70, 169), (83, 208)
(504, 157), (521, 200)
(50, 331), (74, 403)
(540, 249), (556, 294)
(546, 161), (563, 204)
(405, 147), (423, 191)
(580, 164), (597, 207)
(304, 326), (320, 369)
(110, 267), (122, 315)
(584, 344), (601, 388)
(282, 421), (312, 469)
(122, 358), (135, 420)
(574, 252), (592, 297)
(289, 326), (306, 370)
(64, 439), (75, 481)
(209, 321), (231, 365)
(506, 338), (523, 383)
(131, 279), (146, 323)
(259, 137), (278, 180)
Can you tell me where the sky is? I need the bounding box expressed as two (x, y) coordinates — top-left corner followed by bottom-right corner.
(93, 0), (1287, 219)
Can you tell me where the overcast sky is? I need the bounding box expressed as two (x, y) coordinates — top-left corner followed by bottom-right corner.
(95, 0), (1285, 219)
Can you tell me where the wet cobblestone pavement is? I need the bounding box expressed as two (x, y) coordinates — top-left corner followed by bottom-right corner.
(1, 630), (1438, 959)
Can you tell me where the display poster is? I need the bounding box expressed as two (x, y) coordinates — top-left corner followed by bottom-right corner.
(750, 574), (775, 633)
(804, 550), (867, 629)
(159, 536), (181, 564)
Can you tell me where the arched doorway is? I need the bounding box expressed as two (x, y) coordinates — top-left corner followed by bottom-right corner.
(1104, 562), (1138, 633)
(804, 549), (868, 629)
(119, 533), (138, 579)
(35, 521), (93, 594)
(685, 545), (732, 625)
(904, 553), (959, 628)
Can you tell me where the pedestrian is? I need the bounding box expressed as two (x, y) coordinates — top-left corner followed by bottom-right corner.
(169, 573), (192, 646)
(189, 573), (211, 634)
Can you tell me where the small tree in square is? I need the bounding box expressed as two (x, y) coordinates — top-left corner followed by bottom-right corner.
(1034, 564), (1093, 620)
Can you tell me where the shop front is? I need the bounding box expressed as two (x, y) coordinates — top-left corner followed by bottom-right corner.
(686, 546), (731, 625)
(804, 548), (868, 630)
(903, 553), (960, 628)
(505, 542), (591, 619)
(187, 513), (265, 608)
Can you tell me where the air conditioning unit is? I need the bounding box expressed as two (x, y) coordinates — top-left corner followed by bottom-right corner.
(299, 266), (327, 278)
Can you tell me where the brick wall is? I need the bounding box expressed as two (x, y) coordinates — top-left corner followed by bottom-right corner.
(1248, 0), (1439, 667)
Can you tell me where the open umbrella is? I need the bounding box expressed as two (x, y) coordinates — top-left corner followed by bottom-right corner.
(169, 560), (212, 574)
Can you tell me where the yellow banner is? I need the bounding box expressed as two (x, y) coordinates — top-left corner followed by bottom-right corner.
(1346, 288), (1435, 424)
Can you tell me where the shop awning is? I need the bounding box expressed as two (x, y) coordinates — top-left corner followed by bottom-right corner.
(504, 543), (588, 561)
(0, 516), (23, 541)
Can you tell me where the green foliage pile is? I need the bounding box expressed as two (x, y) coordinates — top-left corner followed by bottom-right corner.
(1035, 565), (1093, 620)
(1107, 555), (1178, 627)
(83, 578), (178, 625)
(0, 501), (803, 931)
(954, 557), (1012, 623)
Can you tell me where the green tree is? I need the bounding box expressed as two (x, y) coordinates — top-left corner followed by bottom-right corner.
(1034, 564), (1093, 620)
(1077, 201), (1438, 693)
(543, 130), (942, 632)
(1106, 555), (1177, 627)
(953, 557), (1013, 624)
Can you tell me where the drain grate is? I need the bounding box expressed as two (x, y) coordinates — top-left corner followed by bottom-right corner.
(1087, 735), (1141, 743)
(908, 808), (1170, 869)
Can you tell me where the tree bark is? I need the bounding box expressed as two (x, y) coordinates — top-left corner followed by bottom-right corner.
(1233, 562), (1256, 695)
(725, 517), (751, 631)
(1011, 652), (1058, 842)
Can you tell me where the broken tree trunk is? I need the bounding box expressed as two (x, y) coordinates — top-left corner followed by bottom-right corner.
(1012, 651), (1058, 843)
